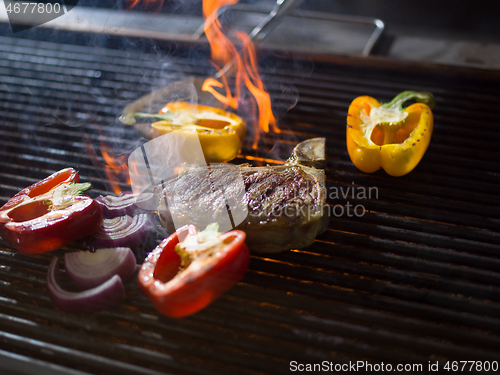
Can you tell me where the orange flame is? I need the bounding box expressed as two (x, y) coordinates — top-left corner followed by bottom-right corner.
(202, 0), (279, 148)
(85, 136), (131, 194)
(125, 0), (164, 13)
(101, 145), (131, 194)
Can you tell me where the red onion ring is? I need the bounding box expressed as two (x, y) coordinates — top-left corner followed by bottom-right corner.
(64, 247), (136, 289)
(85, 213), (154, 250)
(47, 257), (126, 313)
(95, 192), (157, 218)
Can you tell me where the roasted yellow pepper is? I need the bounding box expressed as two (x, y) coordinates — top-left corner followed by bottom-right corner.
(120, 102), (245, 163)
(150, 102), (246, 164)
(346, 91), (435, 177)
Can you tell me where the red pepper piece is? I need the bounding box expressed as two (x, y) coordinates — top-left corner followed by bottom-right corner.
(138, 224), (249, 318)
(0, 168), (103, 254)
(0, 168), (78, 224)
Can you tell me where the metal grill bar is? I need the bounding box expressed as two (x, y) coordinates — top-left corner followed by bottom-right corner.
(0, 28), (500, 374)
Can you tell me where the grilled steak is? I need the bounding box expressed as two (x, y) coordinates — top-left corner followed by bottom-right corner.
(155, 138), (328, 253)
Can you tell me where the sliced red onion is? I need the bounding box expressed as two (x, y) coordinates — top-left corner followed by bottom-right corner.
(86, 213), (154, 250)
(47, 257), (125, 313)
(95, 192), (157, 218)
(64, 248), (136, 289)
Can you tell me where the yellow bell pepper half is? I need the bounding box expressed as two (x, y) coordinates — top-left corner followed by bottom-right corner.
(150, 102), (246, 164)
(346, 91), (435, 177)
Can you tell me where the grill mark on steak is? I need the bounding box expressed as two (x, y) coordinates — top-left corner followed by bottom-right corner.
(243, 167), (318, 218)
(156, 138), (328, 253)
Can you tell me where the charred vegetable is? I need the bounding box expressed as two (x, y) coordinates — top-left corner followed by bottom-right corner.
(95, 192), (157, 218)
(346, 91), (434, 176)
(138, 224), (249, 318)
(120, 102), (245, 163)
(85, 214), (154, 250)
(0, 168), (103, 254)
(47, 257), (126, 313)
(64, 247), (136, 289)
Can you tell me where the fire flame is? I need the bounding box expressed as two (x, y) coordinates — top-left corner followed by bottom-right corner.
(85, 137), (131, 194)
(95, 0), (278, 193)
(101, 146), (131, 194)
(94, 0), (166, 193)
(202, 0), (279, 148)
(125, 0), (164, 13)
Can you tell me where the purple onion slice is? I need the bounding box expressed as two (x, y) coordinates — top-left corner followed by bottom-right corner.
(64, 248), (137, 289)
(86, 213), (154, 250)
(47, 257), (126, 313)
(95, 192), (157, 218)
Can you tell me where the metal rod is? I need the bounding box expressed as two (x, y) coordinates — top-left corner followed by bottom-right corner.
(194, 1), (384, 80)
(292, 10), (385, 56)
(214, 0), (304, 79)
(248, 0), (305, 43)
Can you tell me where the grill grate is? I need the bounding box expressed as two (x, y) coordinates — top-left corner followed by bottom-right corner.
(1, 27), (500, 374)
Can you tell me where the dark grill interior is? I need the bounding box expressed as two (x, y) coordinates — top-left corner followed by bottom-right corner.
(1, 27), (500, 374)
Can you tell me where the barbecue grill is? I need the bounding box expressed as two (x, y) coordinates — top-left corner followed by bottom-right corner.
(1, 3), (500, 374)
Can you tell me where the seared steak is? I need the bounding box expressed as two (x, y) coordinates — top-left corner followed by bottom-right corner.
(155, 138), (328, 253)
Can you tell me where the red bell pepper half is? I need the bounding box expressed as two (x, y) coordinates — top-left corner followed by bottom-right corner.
(0, 168), (103, 254)
(138, 224), (249, 318)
